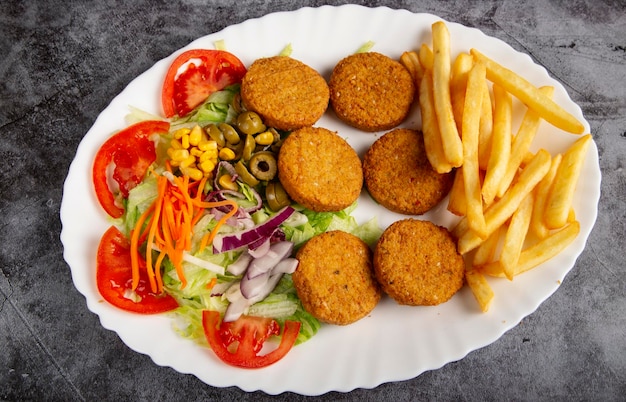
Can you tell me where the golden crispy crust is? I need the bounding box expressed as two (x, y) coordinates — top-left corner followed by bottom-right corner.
(374, 219), (465, 306)
(293, 230), (381, 325)
(240, 56), (329, 131)
(363, 128), (453, 215)
(329, 52), (415, 132)
(278, 126), (363, 212)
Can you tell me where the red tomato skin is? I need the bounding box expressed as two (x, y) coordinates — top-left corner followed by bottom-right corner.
(202, 311), (301, 369)
(96, 226), (178, 314)
(161, 49), (247, 118)
(92, 120), (169, 218)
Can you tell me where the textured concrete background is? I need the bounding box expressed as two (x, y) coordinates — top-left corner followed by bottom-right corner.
(1, 0), (624, 400)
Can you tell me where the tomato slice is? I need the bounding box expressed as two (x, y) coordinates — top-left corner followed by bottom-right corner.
(92, 120), (169, 218)
(202, 310), (301, 368)
(161, 49), (247, 118)
(96, 226), (178, 314)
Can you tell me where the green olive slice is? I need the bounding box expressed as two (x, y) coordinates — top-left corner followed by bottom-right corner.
(205, 124), (225, 147)
(236, 111), (266, 136)
(248, 151), (277, 181)
(234, 160), (260, 187)
(242, 134), (256, 162)
(219, 123), (241, 145)
(266, 181), (291, 211)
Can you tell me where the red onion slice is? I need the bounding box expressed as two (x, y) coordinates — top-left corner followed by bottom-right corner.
(240, 271), (270, 299)
(246, 273), (284, 305)
(212, 206), (295, 253)
(246, 241), (294, 279)
(227, 252), (252, 276)
(272, 258), (299, 275)
(248, 237), (271, 258)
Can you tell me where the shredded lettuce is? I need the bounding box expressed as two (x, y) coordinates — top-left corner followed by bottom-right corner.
(168, 271), (319, 345)
(356, 41), (375, 53)
(279, 43), (293, 57)
(125, 105), (168, 125)
(171, 84), (240, 126)
(122, 176), (158, 237)
(281, 202), (382, 248)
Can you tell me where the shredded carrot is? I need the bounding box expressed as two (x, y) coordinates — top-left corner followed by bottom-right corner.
(206, 277), (217, 290)
(130, 202), (155, 290)
(130, 171), (239, 294)
(154, 250), (167, 293)
(198, 199), (239, 251)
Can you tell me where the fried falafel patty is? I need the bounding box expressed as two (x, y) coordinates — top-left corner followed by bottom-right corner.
(278, 126), (363, 212)
(374, 219), (465, 306)
(240, 56), (330, 131)
(328, 52), (415, 132)
(363, 128), (453, 215)
(293, 230), (381, 325)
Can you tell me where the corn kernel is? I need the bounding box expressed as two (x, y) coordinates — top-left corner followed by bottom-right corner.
(255, 131), (274, 145)
(218, 174), (239, 191)
(180, 155), (196, 168)
(190, 147), (203, 157)
(182, 167), (203, 181)
(181, 133), (190, 149)
(199, 159), (216, 173)
(198, 140), (218, 152)
(170, 149), (190, 162)
(219, 147), (236, 161)
(189, 125), (203, 146)
(199, 150), (217, 163)
(170, 139), (183, 150)
(173, 128), (191, 139)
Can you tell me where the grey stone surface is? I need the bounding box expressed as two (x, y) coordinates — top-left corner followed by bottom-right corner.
(0, 0), (624, 400)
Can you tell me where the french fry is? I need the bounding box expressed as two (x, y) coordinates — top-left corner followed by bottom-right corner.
(497, 86), (554, 198)
(419, 72), (454, 173)
(482, 84), (512, 206)
(513, 220), (580, 276)
(477, 220), (580, 278)
(419, 43), (434, 71)
(462, 61), (488, 238)
(545, 134), (591, 229)
(478, 78), (494, 170)
(499, 192), (534, 280)
(472, 224), (504, 267)
(432, 21), (463, 167)
(450, 52), (474, 131)
(530, 153), (562, 239)
(447, 166), (466, 215)
(470, 48), (585, 134)
(400, 51), (425, 88)
(465, 269), (494, 312)
(568, 207), (576, 222)
(456, 149), (551, 254)
(522, 149), (536, 166)
(476, 260), (504, 278)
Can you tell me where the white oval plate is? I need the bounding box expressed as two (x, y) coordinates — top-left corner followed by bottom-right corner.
(61, 4), (600, 396)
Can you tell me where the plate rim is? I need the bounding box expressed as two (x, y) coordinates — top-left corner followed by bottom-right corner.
(60, 4), (601, 395)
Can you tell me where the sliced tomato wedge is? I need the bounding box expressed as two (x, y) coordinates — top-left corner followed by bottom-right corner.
(161, 49), (247, 118)
(92, 120), (169, 218)
(202, 310), (301, 368)
(96, 226), (178, 314)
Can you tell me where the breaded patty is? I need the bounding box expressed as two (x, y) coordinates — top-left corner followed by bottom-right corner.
(328, 52), (415, 132)
(374, 219), (465, 306)
(293, 230), (381, 325)
(240, 56), (329, 131)
(278, 126), (362, 212)
(363, 128), (453, 215)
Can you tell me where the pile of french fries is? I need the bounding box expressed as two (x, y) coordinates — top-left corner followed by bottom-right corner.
(401, 21), (591, 312)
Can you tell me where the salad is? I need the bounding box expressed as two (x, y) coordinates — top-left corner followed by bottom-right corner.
(92, 48), (381, 368)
